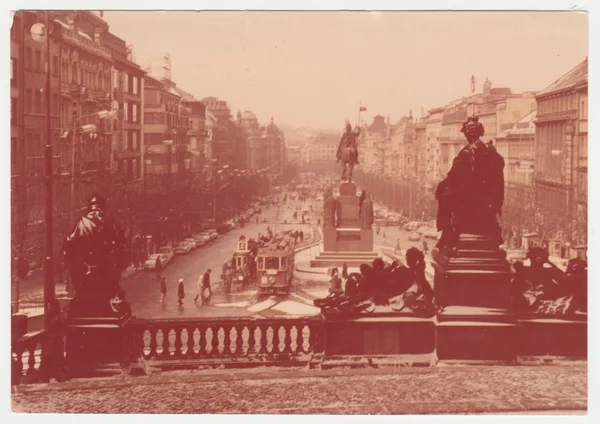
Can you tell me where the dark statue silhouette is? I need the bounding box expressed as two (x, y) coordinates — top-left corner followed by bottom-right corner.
(314, 248), (435, 317)
(63, 195), (130, 318)
(435, 116), (505, 249)
(336, 122), (360, 182)
(323, 188), (338, 229)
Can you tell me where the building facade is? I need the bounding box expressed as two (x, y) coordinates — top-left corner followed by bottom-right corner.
(11, 11), (63, 267)
(534, 58), (588, 254)
(495, 110), (537, 247)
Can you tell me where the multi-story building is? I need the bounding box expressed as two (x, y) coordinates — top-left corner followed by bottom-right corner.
(247, 118), (286, 175)
(10, 11), (63, 267)
(439, 98), (469, 175)
(425, 107), (444, 185)
(142, 74), (191, 194)
(304, 133), (339, 173)
(201, 97), (236, 168)
(360, 114), (389, 174)
(534, 57), (587, 255)
(495, 110), (537, 246)
(103, 32), (145, 189)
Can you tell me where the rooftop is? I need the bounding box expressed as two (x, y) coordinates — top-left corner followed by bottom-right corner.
(538, 58), (588, 96)
(496, 110), (537, 138)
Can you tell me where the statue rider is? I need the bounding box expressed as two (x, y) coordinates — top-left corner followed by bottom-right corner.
(336, 122), (360, 182)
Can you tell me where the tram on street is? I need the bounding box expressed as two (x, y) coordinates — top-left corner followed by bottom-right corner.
(256, 233), (296, 294)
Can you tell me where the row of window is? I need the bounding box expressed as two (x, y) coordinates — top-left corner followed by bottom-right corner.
(12, 92), (60, 117)
(61, 61), (111, 92)
(113, 70), (140, 96)
(116, 158), (141, 180)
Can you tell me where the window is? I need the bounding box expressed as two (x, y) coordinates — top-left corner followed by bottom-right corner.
(11, 97), (17, 125)
(132, 76), (138, 95)
(132, 104), (138, 123)
(34, 90), (42, 114)
(34, 50), (41, 71)
(132, 131), (138, 150)
(72, 64), (77, 83)
(124, 73), (129, 93)
(52, 55), (58, 76)
(123, 102), (129, 121)
(25, 89), (32, 113)
(11, 58), (17, 86)
(113, 69), (119, 91)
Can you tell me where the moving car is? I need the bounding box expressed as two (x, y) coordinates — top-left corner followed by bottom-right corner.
(409, 232), (421, 242)
(156, 246), (175, 264)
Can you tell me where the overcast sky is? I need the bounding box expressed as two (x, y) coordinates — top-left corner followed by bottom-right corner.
(104, 11), (587, 129)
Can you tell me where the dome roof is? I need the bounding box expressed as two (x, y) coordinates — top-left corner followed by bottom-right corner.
(241, 110), (257, 121)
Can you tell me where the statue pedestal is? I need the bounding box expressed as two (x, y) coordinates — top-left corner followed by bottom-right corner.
(312, 182), (379, 268)
(432, 234), (517, 362)
(65, 296), (135, 376)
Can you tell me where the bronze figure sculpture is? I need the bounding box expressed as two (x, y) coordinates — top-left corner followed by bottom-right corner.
(435, 116), (505, 249)
(336, 122), (360, 182)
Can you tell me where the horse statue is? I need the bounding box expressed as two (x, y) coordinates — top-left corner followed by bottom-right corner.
(336, 123), (360, 182)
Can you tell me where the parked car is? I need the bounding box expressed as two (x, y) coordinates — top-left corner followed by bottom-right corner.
(416, 225), (432, 235)
(144, 254), (162, 270)
(193, 235), (210, 247)
(184, 238), (198, 249)
(424, 228), (439, 239)
(409, 232), (421, 242)
(156, 246), (175, 264)
(174, 242), (193, 255)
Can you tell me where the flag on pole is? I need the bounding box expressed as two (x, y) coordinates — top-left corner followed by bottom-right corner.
(359, 106), (367, 112)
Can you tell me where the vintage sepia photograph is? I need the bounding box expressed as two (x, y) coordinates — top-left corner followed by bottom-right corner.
(9, 7), (589, 415)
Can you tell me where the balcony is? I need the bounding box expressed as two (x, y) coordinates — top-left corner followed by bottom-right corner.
(61, 28), (112, 59)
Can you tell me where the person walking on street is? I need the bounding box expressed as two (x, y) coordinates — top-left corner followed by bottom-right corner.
(395, 238), (401, 254)
(160, 277), (167, 303)
(177, 278), (185, 305)
(155, 256), (162, 279)
(422, 240), (429, 254)
(202, 269), (212, 303)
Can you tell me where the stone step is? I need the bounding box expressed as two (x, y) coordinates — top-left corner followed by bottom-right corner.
(438, 306), (516, 324)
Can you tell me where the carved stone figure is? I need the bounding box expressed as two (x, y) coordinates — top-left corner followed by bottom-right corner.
(336, 123), (360, 182)
(63, 195), (130, 317)
(323, 188), (338, 229)
(360, 193), (374, 230)
(435, 116), (505, 249)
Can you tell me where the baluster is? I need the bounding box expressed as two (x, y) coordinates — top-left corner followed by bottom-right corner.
(161, 328), (169, 358)
(258, 324), (268, 355)
(199, 326), (207, 356)
(13, 348), (24, 383)
(295, 324), (304, 354)
(211, 326), (220, 356)
(223, 325), (232, 356)
(271, 324), (280, 355)
(149, 328), (158, 358)
(27, 341), (37, 377)
(247, 325), (257, 356)
(187, 327), (195, 357)
(283, 324), (292, 354)
(174, 328), (183, 357)
(235, 325), (244, 356)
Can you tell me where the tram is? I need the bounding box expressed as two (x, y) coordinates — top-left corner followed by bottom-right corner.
(256, 233), (296, 294)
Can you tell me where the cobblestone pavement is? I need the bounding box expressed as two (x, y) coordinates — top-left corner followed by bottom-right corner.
(12, 365), (587, 414)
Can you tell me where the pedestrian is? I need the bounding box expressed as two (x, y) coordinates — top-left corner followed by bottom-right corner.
(160, 277), (167, 303)
(383, 231), (387, 241)
(422, 240), (429, 254)
(155, 256), (162, 279)
(194, 274), (203, 303)
(342, 262), (348, 280)
(395, 238), (401, 254)
(202, 269), (212, 302)
(177, 278), (185, 305)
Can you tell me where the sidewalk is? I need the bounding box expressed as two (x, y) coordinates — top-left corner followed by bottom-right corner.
(12, 265), (143, 312)
(11, 364), (587, 414)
